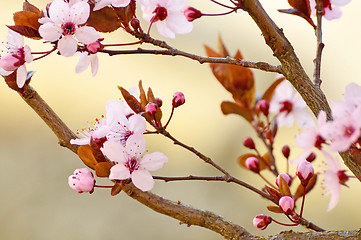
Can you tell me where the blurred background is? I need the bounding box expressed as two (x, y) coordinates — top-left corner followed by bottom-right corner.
(1, 0), (361, 239)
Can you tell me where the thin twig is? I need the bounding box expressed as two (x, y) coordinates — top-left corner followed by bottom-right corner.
(314, 0), (325, 88)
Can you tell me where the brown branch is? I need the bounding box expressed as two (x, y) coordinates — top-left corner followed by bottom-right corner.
(240, 0), (361, 180)
(314, 0), (325, 87)
(99, 46), (282, 74)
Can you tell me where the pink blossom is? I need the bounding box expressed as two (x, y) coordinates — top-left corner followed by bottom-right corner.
(138, 0), (193, 39)
(183, 7), (202, 22)
(102, 134), (168, 191)
(145, 102), (158, 115)
(278, 196), (294, 215)
(172, 91), (185, 107)
(38, 0), (100, 57)
(94, 0), (131, 11)
(253, 214), (272, 230)
(243, 137), (255, 150)
(270, 79), (314, 128)
(68, 168), (95, 193)
(309, 0), (351, 20)
(0, 30), (33, 88)
(296, 159), (314, 186)
(322, 151), (349, 211)
(245, 157), (260, 173)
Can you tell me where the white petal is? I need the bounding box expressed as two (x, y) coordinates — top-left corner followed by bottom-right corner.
(128, 114), (147, 134)
(0, 68), (13, 76)
(90, 54), (99, 76)
(16, 65), (27, 88)
(324, 7), (342, 20)
(331, 0), (351, 6)
(38, 23), (62, 42)
(94, 0), (113, 11)
(156, 21), (175, 39)
(70, 2), (91, 25)
(131, 170), (154, 191)
(75, 26), (100, 44)
(49, 0), (71, 24)
(166, 0), (185, 11)
(166, 12), (193, 34)
(140, 152), (168, 171)
(125, 134), (146, 158)
(70, 137), (91, 145)
(109, 164), (131, 180)
(7, 30), (23, 48)
(58, 36), (78, 57)
(75, 52), (91, 74)
(112, 0), (131, 8)
(106, 99), (127, 125)
(23, 45), (33, 63)
(324, 170), (341, 211)
(102, 140), (127, 163)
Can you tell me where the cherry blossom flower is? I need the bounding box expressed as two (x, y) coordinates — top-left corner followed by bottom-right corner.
(296, 159), (314, 186)
(309, 0), (351, 20)
(0, 30), (33, 88)
(270, 79), (314, 128)
(102, 134), (168, 191)
(138, 0), (193, 39)
(76, 52), (99, 76)
(38, 0), (100, 57)
(322, 151), (349, 211)
(172, 91), (185, 107)
(94, 0), (131, 11)
(253, 214), (272, 230)
(279, 196), (295, 215)
(68, 168), (95, 193)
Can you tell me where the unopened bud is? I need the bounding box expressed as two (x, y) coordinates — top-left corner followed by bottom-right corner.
(279, 196), (294, 215)
(172, 92), (185, 108)
(253, 214), (272, 230)
(306, 152), (316, 162)
(256, 99), (270, 116)
(243, 137), (255, 150)
(130, 18), (141, 31)
(68, 168), (95, 193)
(145, 102), (157, 115)
(276, 173), (292, 186)
(155, 97), (163, 107)
(296, 159), (314, 186)
(184, 7), (202, 22)
(281, 145), (290, 159)
(87, 41), (103, 54)
(245, 157), (260, 173)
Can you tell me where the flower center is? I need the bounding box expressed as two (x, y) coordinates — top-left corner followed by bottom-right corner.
(61, 22), (76, 36)
(314, 135), (326, 150)
(323, 0), (332, 11)
(153, 6), (168, 22)
(337, 170), (349, 186)
(344, 125), (355, 137)
(279, 100), (293, 115)
(125, 157), (139, 173)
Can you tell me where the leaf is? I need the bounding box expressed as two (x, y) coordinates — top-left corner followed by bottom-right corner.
(87, 6), (122, 33)
(111, 182), (123, 196)
(288, 0), (311, 17)
(260, 75), (285, 102)
(95, 162), (113, 177)
(14, 11), (41, 29)
(77, 145), (98, 169)
(278, 176), (292, 197)
(115, 0), (136, 27)
(294, 173), (318, 201)
(204, 37), (255, 108)
(90, 137), (107, 163)
(138, 80), (148, 109)
(23, 0), (41, 15)
(278, 8), (315, 28)
(147, 87), (162, 122)
(221, 101), (254, 122)
(265, 185), (282, 203)
(238, 153), (267, 171)
(7, 25), (41, 39)
(118, 86), (142, 113)
(267, 205), (284, 213)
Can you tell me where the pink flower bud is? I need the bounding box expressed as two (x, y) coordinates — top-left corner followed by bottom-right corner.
(68, 168), (95, 193)
(172, 92), (185, 108)
(278, 196), (294, 215)
(296, 159), (314, 186)
(155, 97), (163, 107)
(130, 18), (141, 31)
(281, 145), (290, 159)
(184, 7), (202, 22)
(243, 137), (255, 150)
(0, 53), (20, 71)
(145, 102), (158, 115)
(87, 41), (102, 54)
(276, 173), (292, 186)
(256, 99), (270, 116)
(306, 152), (316, 162)
(253, 214), (272, 230)
(245, 157), (260, 173)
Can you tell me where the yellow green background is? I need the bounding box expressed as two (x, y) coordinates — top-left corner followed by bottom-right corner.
(0, 1), (360, 239)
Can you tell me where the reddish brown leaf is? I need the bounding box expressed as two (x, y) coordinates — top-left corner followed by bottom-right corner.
(204, 38), (255, 108)
(90, 137), (107, 163)
(111, 182), (123, 196)
(118, 86), (142, 113)
(7, 25), (41, 39)
(278, 176), (292, 197)
(95, 162), (113, 177)
(221, 101), (254, 122)
(294, 173), (318, 201)
(77, 145), (98, 169)
(23, 0), (42, 14)
(14, 11), (41, 30)
(265, 185), (282, 203)
(115, 0), (136, 26)
(87, 6), (122, 33)
(138, 80), (148, 109)
(267, 205), (284, 213)
(278, 8), (315, 28)
(261, 75), (285, 102)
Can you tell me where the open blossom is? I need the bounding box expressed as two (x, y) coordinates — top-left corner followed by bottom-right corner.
(322, 151), (349, 211)
(76, 52), (99, 76)
(102, 134), (168, 191)
(0, 30), (33, 88)
(270, 78), (314, 128)
(309, 0), (351, 20)
(94, 0), (131, 11)
(68, 168), (95, 193)
(38, 0), (100, 57)
(138, 0), (193, 39)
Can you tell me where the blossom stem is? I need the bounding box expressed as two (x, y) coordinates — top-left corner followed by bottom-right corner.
(103, 41), (142, 47)
(298, 186), (306, 219)
(94, 184), (113, 188)
(202, 9), (237, 17)
(163, 106), (175, 129)
(259, 172), (278, 190)
(210, 0), (234, 9)
(32, 46), (57, 61)
(271, 217), (299, 227)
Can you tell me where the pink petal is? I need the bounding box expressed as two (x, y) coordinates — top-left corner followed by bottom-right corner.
(324, 170), (341, 211)
(38, 22), (62, 42)
(126, 135), (146, 158)
(166, 11), (193, 34)
(24, 45), (33, 63)
(112, 0), (131, 7)
(16, 65), (27, 88)
(331, 0), (351, 6)
(140, 152), (168, 171)
(324, 7), (342, 20)
(129, 114), (146, 134)
(70, 2), (91, 25)
(131, 169), (154, 191)
(7, 30), (24, 48)
(75, 52), (90, 74)
(70, 137), (91, 145)
(93, 0), (112, 11)
(102, 140), (126, 163)
(109, 164), (131, 180)
(58, 35), (78, 57)
(49, 0), (70, 24)
(75, 26), (100, 45)
(90, 54), (99, 76)
(156, 21), (176, 39)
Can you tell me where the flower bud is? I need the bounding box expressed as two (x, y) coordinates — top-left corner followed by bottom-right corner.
(281, 145), (290, 159)
(256, 99), (270, 116)
(68, 168), (95, 193)
(276, 173), (292, 186)
(184, 7), (202, 22)
(130, 18), (141, 31)
(296, 159), (314, 186)
(172, 92), (185, 108)
(306, 152), (316, 162)
(145, 102), (158, 115)
(243, 137), (255, 150)
(253, 214), (272, 230)
(0, 53), (20, 71)
(245, 157), (260, 173)
(155, 97), (163, 107)
(87, 41), (102, 54)
(278, 196), (294, 215)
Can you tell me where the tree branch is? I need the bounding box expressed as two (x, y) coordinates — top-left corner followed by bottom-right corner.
(314, 0), (325, 87)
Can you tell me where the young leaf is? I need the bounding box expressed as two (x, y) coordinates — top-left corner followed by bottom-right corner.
(77, 145), (98, 169)
(138, 80), (148, 109)
(265, 185), (282, 203)
(261, 75), (285, 102)
(87, 6), (122, 33)
(23, 0), (42, 14)
(118, 86), (142, 113)
(115, 0), (136, 27)
(7, 25), (41, 39)
(221, 101), (254, 122)
(278, 175), (292, 197)
(90, 137), (107, 163)
(95, 162), (114, 177)
(111, 182), (123, 196)
(267, 205), (284, 213)
(294, 173), (318, 201)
